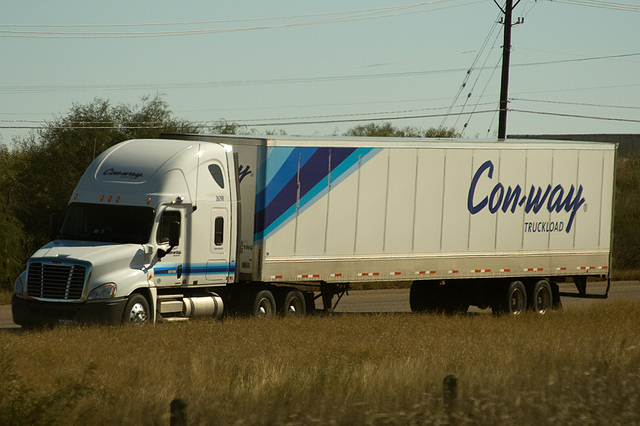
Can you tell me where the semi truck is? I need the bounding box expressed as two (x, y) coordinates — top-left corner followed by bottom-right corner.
(12, 135), (616, 326)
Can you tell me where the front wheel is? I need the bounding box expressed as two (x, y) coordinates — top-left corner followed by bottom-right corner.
(122, 293), (150, 324)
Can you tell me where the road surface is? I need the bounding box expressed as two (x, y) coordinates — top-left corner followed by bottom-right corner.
(2, 281), (639, 330)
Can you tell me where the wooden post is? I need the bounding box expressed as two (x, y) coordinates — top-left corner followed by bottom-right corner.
(443, 374), (458, 411)
(170, 398), (187, 426)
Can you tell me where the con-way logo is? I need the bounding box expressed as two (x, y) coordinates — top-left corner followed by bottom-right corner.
(103, 168), (143, 180)
(467, 160), (586, 233)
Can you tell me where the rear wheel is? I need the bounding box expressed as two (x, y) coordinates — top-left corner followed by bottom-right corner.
(123, 293), (150, 324)
(494, 281), (527, 315)
(282, 290), (306, 317)
(530, 280), (553, 314)
(252, 290), (276, 318)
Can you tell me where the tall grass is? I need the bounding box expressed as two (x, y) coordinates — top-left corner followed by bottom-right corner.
(1, 301), (639, 425)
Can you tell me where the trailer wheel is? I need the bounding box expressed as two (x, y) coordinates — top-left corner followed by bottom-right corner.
(494, 281), (527, 315)
(123, 293), (150, 324)
(531, 280), (553, 314)
(282, 290), (306, 317)
(252, 290), (276, 318)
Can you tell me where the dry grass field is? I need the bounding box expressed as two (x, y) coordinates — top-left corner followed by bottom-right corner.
(1, 301), (639, 425)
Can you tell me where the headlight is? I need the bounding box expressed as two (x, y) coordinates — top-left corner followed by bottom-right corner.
(13, 275), (25, 296)
(88, 283), (117, 300)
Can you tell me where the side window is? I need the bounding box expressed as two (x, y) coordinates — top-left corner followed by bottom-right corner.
(208, 164), (225, 189)
(214, 216), (224, 246)
(157, 211), (181, 244)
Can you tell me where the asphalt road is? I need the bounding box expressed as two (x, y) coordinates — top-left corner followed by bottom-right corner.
(2, 281), (639, 330)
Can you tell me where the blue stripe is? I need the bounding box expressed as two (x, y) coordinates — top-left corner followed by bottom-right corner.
(155, 262), (235, 276)
(254, 147), (381, 242)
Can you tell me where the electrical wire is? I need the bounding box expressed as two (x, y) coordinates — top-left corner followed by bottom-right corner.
(0, 0), (489, 39)
(511, 109), (640, 123)
(548, 0), (640, 13)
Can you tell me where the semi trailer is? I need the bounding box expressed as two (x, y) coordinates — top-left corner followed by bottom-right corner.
(12, 135), (616, 326)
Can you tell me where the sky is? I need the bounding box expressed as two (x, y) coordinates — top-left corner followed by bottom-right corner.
(1, 0), (639, 145)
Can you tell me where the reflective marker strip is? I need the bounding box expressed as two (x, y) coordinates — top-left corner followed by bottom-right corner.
(471, 269), (491, 273)
(358, 272), (380, 277)
(500, 269), (511, 272)
(298, 274), (320, 279)
(524, 268), (544, 272)
(416, 270), (436, 275)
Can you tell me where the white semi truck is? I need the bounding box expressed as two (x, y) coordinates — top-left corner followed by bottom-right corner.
(12, 135), (616, 326)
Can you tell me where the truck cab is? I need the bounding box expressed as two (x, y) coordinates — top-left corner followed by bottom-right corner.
(12, 139), (237, 327)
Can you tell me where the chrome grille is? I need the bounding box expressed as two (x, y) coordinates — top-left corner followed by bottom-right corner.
(27, 262), (87, 300)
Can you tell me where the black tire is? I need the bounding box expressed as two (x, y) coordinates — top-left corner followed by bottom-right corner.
(122, 293), (150, 324)
(530, 280), (553, 314)
(252, 290), (276, 318)
(494, 280), (527, 315)
(282, 290), (306, 317)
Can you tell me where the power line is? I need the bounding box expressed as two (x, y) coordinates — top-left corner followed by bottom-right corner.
(0, 2), (460, 28)
(511, 98), (640, 110)
(511, 109), (640, 124)
(3, 51), (638, 95)
(0, 0), (489, 39)
(548, 0), (640, 13)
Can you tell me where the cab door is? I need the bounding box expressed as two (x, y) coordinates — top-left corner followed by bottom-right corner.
(154, 206), (188, 286)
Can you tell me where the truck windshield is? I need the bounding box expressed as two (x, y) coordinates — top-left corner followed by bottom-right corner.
(59, 202), (155, 244)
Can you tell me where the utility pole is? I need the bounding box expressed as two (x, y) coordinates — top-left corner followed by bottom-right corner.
(496, 0), (521, 140)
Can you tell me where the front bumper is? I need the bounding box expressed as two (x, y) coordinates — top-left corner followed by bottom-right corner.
(12, 294), (128, 327)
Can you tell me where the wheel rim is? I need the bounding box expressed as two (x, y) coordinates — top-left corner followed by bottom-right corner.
(509, 287), (526, 315)
(534, 286), (551, 314)
(287, 297), (302, 316)
(128, 302), (148, 323)
(257, 298), (273, 317)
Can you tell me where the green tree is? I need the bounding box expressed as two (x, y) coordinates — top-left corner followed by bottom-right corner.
(612, 155), (640, 271)
(344, 122), (460, 138)
(0, 146), (25, 289)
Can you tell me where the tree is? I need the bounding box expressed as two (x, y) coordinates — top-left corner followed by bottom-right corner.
(344, 122), (460, 138)
(612, 155), (640, 271)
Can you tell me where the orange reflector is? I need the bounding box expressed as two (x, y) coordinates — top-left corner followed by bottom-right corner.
(116, 196), (120, 203)
(147, 197), (152, 205)
(100, 196), (104, 202)
(108, 196), (112, 202)
(74, 193), (78, 200)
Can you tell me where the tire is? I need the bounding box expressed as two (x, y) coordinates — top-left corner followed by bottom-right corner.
(530, 280), (553, 314)
(122, 293), (150, 324)
(494, 281), (527, 315)
(282, 290), (306, 317)
(252, 290), (276, 318)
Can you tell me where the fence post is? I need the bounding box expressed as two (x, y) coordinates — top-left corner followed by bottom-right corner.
(171, 398), (187, 426)
(443, 374), (458, 412)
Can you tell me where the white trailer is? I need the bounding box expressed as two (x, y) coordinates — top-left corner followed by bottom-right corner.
(12, 135), (616, 326)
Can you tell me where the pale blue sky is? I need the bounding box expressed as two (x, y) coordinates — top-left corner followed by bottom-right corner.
(2, 0), (639, 144)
